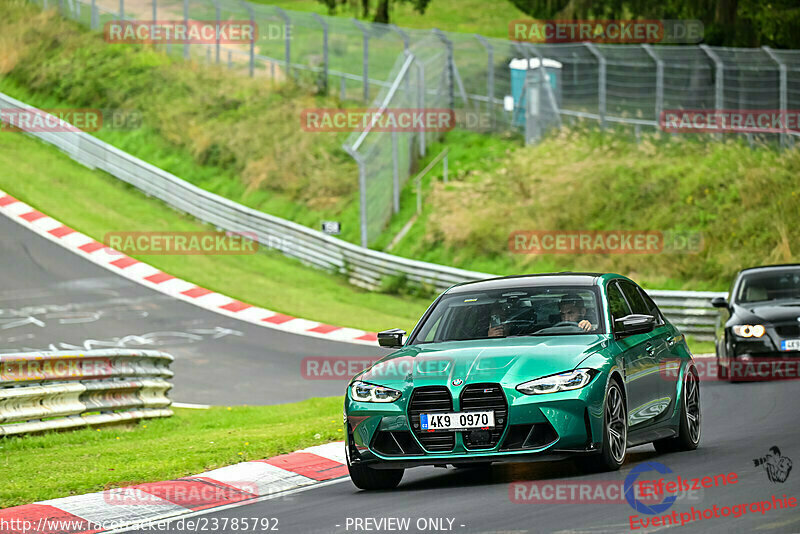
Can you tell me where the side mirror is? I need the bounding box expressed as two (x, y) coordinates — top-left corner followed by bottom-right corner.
(710, 296), (729, 308)
(377, 328), (406, 348)
(615, 314), (655, 337)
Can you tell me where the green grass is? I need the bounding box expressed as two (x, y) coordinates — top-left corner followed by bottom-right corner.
(384, 128), (800, 292)
(0, 399), (343, 508)
(0, 132), (431, 333)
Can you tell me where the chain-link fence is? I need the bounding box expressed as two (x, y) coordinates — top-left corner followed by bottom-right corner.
(33, 0), (800, 246)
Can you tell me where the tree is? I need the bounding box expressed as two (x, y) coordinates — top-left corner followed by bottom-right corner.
(507, 0), (800, 47)
(317, 0), (432, 24)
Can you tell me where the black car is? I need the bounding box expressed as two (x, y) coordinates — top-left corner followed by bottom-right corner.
(712, 264), (800, 381)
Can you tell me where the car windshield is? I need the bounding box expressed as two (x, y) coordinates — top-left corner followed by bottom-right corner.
(735, 268), (800, 304)
(410, 286), (605, 344)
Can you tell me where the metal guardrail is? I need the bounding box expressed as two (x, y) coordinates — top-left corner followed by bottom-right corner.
(0, 92), (724, 341)
(0, 349), (174, 436)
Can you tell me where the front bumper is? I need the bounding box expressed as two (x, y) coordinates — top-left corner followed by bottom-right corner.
(345, 375), (607, 468)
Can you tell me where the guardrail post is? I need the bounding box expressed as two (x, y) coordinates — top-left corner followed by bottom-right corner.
(352, 19), (370, 102)
(275, 7), (292, 80)
(312, 13), (328, 92)
(763, 46), (788, 149)
(239, 1), (255, 77)
(584, 42), (606, 128)
(475, 34), (495, 129)
(641, 44), (663, 126)
(392, 130), (400, 213)
(700, 45), (723, 140)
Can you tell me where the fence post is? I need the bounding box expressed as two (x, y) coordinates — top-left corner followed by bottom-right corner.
(239, 1), (255, 77)
(416, 60), (426, 157)
(352, 19), (370, 103)
(312, 13), (328, 93)
(443, 151), (448, 183)
(475, 34), (495, 129)
(390, 24), (409, 52)
(641, 44), (663, 126)
(212, 0), (220, 64)
(763, 46), (788, 149)
(700, 45), (723, 140)
(584, 43), (606, 128)
(275, 7), (292, 80)
(119, 0), (123, 19)
(182, 0), (189, 60)
(152, 0), (157, 50)
(343, 146), (369, 248)
(433, 28), (463, 112)
(90, 0), (97, 29)
(392, 131), (400, 214)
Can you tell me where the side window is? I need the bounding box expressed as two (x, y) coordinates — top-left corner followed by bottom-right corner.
(637, 287), (665, 325)
(606, 282), (632, 330)
(619, 281), (650, 315)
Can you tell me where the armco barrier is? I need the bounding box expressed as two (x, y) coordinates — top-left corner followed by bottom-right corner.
(0, 349), (173, 436)
(0, 92), (725, 340)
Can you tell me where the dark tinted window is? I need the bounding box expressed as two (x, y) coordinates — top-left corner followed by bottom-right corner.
(606, 282), (632, 329)
(619, 281), (650, 315)
(637, 287), (665, 324)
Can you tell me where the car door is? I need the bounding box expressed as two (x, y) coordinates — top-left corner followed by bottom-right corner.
(607, 280), (662, 428)
(633, 284), (677, 410)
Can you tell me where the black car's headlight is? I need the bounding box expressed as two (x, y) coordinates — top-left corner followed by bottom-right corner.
(349, 381), (402, 403)
(517, 369), (597, 395)
(732, 324), (766, 338)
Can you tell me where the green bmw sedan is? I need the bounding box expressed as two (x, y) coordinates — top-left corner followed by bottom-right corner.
(344, 273), (701, 490)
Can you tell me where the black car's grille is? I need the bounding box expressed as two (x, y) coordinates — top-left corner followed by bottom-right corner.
(460, 383), (507, 449)
(408, 386), (455, 451)
(775, 324), (800, 338)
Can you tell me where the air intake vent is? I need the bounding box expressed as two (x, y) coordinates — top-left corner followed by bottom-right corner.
(408, 386), (455, 452)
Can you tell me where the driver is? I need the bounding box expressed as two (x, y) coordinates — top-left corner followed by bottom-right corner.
(559, 295), (596, 332)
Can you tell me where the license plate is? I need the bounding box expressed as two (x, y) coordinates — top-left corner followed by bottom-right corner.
(780, 339), (800, 351)
(420, 411), (494, 432)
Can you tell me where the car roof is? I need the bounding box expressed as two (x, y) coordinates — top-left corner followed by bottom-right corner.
(445, 272), (617, 294)
(738, 264), (800, 275)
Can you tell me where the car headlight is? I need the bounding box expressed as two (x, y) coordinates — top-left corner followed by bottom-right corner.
(732, 324), (766, 338)
(349, 381), (402, 403)
(517, 369), (597, 395)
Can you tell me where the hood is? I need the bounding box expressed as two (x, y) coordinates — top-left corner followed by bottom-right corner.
(732, 301), (800, 323)
(355, 335), (610, 389)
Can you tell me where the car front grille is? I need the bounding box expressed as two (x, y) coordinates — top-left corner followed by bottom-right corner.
(460, 383), (507, 449)
(775, 323), (800, 338)
(408, 386), (455, 451)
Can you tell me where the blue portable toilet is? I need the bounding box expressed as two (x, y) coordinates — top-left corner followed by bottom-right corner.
(509, 58), (562, 127)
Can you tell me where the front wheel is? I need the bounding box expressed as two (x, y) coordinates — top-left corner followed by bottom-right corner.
(347, 461), (404, 490)
(654, 369), (701, 453)
(577, 380), (627, 473)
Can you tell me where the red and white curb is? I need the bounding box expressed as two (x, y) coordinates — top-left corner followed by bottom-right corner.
(0, 442), (348, 533)
(0, 190), (378, 346)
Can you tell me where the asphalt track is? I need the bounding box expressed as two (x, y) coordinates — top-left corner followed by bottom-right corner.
(0, 214), (389, 405)
(129, 378), (800, 534)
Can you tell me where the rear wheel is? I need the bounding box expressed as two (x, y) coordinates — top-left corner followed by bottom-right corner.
(577, 380), (627, 473)
(654, 369), (701, 453)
